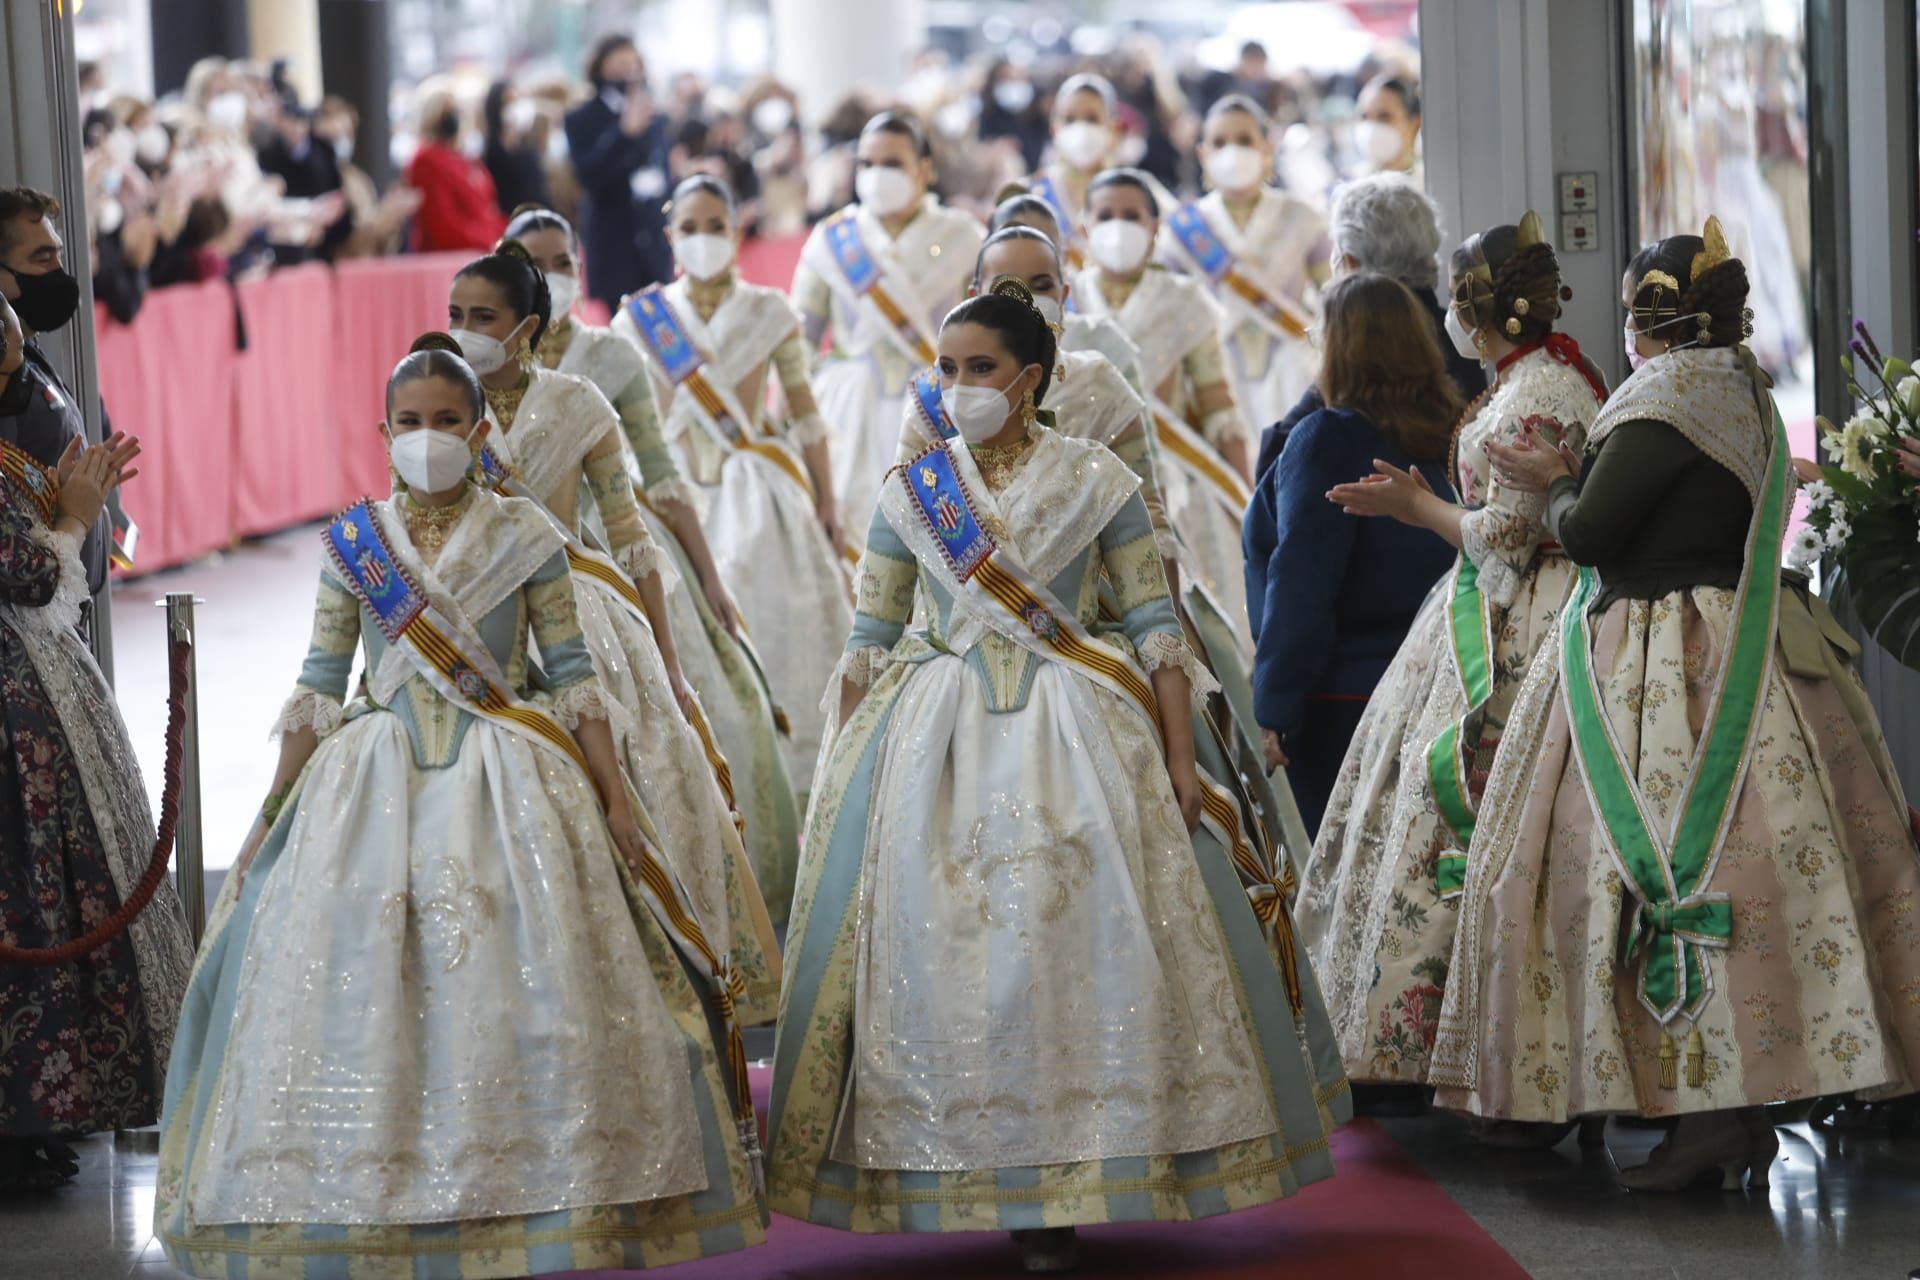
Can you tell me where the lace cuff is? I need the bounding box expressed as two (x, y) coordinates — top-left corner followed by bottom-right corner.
(617, 539), (683, 595)
(270, 688), (345, 742)
(645, 476), (704, 510)
(1458, 512), (1525, 610)
(1200, 406), (1252, 448)
(819, 644), (891, 713)
(17, 522), (89, 636)
(1137, 631), (1223, 699)
(549, 679), (618, 730)
(787, 411), (830, 447)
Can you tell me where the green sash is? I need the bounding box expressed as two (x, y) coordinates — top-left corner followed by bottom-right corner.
(1429, 554), (1493, 897)
(1561, 404), (1789, 1023)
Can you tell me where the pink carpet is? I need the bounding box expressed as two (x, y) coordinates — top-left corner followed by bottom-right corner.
(569, 1068), (1528, 1280)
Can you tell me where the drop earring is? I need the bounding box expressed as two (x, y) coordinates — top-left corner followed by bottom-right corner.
(1021, 386), (1038, 429)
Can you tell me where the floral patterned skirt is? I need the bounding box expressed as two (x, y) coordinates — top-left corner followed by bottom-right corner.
(1298, 556), (1574, 1085)
(1432, 587), (1920, 1120)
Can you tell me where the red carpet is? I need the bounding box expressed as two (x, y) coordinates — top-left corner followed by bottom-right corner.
(570, 1068), (1528, 1280)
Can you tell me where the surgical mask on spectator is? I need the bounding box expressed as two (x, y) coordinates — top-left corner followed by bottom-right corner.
(855, 166), (918, 217)
(450, 328), (511, 376)
(136, 123), (171, 166)
(389, 424), (479, 494)
(1356, 120), (1405, 166)
(1625, 324), (1651, 372)
(96, 198), (124, 236)
(1088, 220), (1152, 275)
(1114, 134), (1148, 167)
(1031, 294), (1063, 327)
(104, 128), (136, 168)
(459, 131), (484, 159)
(1055, 121), (1110, 170)
(751, 96), (792, 135)
(1205, 145), (1264, 192)
(504, 99), (539, 134)
(673, 233), (734, 281)
(331, 135), (354, 165)
(1446, 305), (1480, 361)
(943, 382), (1017, 444)
(545, 272), (580, 319)
(994, 79), (1035, 113)
(206, 91), (249, 133)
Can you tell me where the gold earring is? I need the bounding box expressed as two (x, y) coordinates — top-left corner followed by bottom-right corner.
(1021, 386), (1038, 427)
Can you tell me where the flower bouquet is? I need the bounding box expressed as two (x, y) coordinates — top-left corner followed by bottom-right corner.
(1796, 324), (1920, 670)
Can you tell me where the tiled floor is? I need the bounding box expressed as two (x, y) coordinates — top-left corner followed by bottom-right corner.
(8, 531), (1909, 1280)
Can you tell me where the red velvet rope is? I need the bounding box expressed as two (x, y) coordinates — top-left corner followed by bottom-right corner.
(0, 635), (192, 967)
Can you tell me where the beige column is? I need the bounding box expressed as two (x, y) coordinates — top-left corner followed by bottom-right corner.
(246, 0), (322, 102)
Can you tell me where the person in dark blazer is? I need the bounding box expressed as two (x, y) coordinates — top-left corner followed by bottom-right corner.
(1244, 271), (1460, 838)
(564, 34), (673, 310)
(1254, 172), (1483, 480)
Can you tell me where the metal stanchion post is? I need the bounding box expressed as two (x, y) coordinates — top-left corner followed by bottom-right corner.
(162, 593), (206, 947)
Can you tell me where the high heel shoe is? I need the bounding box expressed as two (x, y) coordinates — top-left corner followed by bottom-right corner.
(1613, 1112), (1757, 1192)
(1740, 1108), (1779, 1188)
(1470, 1117), (1577, 1149)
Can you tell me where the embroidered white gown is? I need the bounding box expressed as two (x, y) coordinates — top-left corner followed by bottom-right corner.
(483, 366), (780, 1022)
(792, 196), (983, 544)
(617, 276), (853, 799)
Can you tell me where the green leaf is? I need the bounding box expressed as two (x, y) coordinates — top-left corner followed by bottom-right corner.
(1836, 506), (1920, 671)
(1884, 356), (1914, 381)
(1821, 465), (1875, 506)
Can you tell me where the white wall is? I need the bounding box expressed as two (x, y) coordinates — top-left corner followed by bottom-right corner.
(769, 0), (924, 119)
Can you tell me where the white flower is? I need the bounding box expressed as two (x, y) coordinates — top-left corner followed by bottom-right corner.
(1784, 528), (1824, 573)
(1847, 410), (1895, 444)
(1826, 417), (1877, 483)
(1801, 479), (1836, 512)
(1899, 375), (1920, 420)
(1826, 513), (1854, 547)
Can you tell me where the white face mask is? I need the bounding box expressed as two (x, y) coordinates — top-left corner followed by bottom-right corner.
(389, 424), (478, 493)
(943, 382), (1016, 444)
(545, 271), (580, 319)
(674, 233), (735, 281)
(206, 90), (249, 133)
(1625, 324), (1651, 372)
(994, 79), (1035, 113)
(450, 327), (512, 375)
(1205, 144), (1264, 192)
(1055, 121), (1110, 170)
(1089, 219), (1152, 275)
(855, 165), (918, 216)
(504, 98), (539, 133)
(1356, 119), (1405, 167)
(1445, 305), (1480, 362)
(751, 96), (793, 135)
(104, 128), (136, 168)
(136, 123), (171, 166)
(1032, 294), (1064, 327)
(331, 135), (354, 165)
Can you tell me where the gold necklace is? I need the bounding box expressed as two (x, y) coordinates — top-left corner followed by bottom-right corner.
(969, 436), (1033, 491)
(484, 372), (531, 431)
(539, 317), (574, 369)
(400, 488), (470, 556)
(687, 270), (735, 320)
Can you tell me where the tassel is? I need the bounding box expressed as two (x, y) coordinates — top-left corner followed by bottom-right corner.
(1686, 1025), (1706, 1088)
(773, 707), (793, 737)
(1658, 1030), (1678, 1090)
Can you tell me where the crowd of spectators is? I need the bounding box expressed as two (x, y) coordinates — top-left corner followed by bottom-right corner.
(73, 30), (1419, 326)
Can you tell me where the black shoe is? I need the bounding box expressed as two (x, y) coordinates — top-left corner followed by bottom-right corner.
(1349, 1082), (1431, 1117)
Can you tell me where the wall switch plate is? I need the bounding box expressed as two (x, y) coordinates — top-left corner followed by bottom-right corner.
(1560, 211), (1600, 252)
(1558, 171), (1599, 213)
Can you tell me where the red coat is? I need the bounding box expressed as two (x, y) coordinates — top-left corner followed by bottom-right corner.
(404, 142), (507, 254)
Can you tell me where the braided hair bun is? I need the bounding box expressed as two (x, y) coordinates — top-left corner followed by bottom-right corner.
(940, 274), (1059, 402)
(1450, 211), (1569, 345)
(453, 239), (554, 354)
(1626, 217), (1751, 349)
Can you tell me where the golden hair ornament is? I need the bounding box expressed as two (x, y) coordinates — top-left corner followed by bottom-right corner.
(1691, 215), (1732, 279)
(1637, 268), (1681, 295)
(1512, 296), (1531, 316)
(1516, 209), (1546, 248)
(1505, 317), (1523, 336)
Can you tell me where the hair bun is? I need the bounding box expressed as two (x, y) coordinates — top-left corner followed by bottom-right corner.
(987, 275), (1039, 308)
(992, 180), (1033, 206)
(491, 237), (537, 267)
(509, 202), (553, 220)
(410, 330), (463, 356)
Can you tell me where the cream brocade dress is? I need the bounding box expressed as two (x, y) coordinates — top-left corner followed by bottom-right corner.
(1297, 346), (1600, 1084)
(544, 314), (803, 922)
(154, 490), (764, 1277)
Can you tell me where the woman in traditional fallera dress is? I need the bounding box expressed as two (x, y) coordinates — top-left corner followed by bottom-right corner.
(446, 246), (779, 1020)
(0, 295), (193, 1191)
(1159, 94), (1329, 431)
(154, 343), (765, 1277)
(507, 205), (802, 923)
(1074, 168), (1257, 659)
(1295, 215), (1606, 1094)
(792, 111), (984, 545)
(768, 280), (1345, 1275)
(1024, 73), (1122, 270)
(1432, 222), (1920, 1187)
(618, 176), (853, 819)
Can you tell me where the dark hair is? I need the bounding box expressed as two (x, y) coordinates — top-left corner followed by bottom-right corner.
(432, 104), (461, 142)
(941, 276), (1058, 403)
(1055, 72), (1116, 116)
(1316, 272), (1459, 460)
(971, 225), (1062, 291)
(1087, 167), (1159, 213)
(860, 109), (930, 158)
(1204, 92), (1270, 132)
(1449, 216), (1570, 346)
(482, 81), (511, 145)
(0, 188), (59, 258)
(503, 204), (577, 249)
(1626, 232), (1752, 350)
(989, 193), (1061, 239)
(1364, 74), (1421, 119)
(586, 34), (640, 87)
(455, 240), (553, 353)
(388, 331), (485, 420)
(668, 173), (736, 217)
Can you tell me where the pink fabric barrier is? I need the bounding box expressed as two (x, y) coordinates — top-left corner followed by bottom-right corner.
(95, 236), (808, 575)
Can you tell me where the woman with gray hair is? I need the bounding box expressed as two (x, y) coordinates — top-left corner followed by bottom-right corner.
(1251, 173), (1484, 478)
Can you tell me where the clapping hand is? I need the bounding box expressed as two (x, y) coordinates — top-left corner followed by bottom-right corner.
(1484, 424), (1579, 493)
(55, 432), (142, 530)
(1327, 458), (1435, 523)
